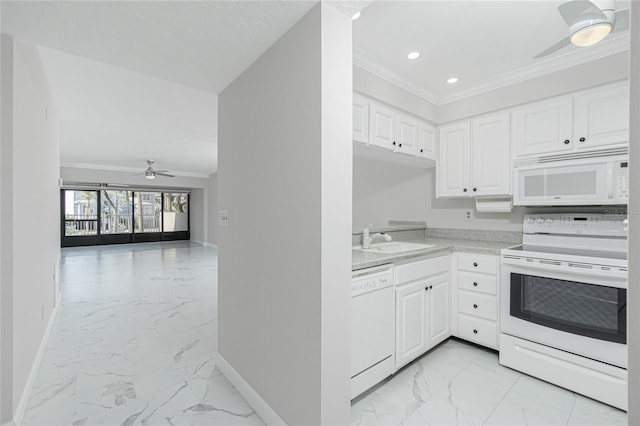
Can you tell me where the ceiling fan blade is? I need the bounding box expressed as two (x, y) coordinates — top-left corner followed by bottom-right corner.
(535, 36), (572, 58)
(612, 9), (629, 32)
(153, 169), (170, 173)
(558, 0), (605, 26)
(155, 172), (175, 178)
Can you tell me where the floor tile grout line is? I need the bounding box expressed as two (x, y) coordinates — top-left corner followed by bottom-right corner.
(480, 369), (522, 425)
(565, 393), (578, 426)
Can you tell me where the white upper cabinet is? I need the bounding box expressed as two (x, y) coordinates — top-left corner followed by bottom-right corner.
(471, 113), (511, 196)
(395, 112), (419, 156)
(514, 82), (629, 158)
(437, 122), (470, 197)
(369, 102), (396, 150)
(437, 112), (511, 198)
(573, 83), (629, 149)
(417, 121), (436, 160)
(514, 97), (573, 157)
(352, 93), (435, 161)
(353, 93), (369, 144)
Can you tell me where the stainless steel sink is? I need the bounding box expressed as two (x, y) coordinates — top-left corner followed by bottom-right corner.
(353, 241), (435, 254)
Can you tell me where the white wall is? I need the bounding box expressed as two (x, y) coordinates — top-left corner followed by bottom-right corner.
(207, 173), (218, 245)
(189, 188), (205, 243)
(0, 33), (14, 426)
(354, 65), (438, 123)
(0, 38), (61, 424)
(627, 3), (639, 423)
(439, 52), (629, 123)
(217, 3), (351, 424)
(353, 156), (524, 231)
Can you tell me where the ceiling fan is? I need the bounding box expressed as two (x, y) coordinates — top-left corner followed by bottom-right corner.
(535, 0), (629, 58)
(137, 160), (174, 180)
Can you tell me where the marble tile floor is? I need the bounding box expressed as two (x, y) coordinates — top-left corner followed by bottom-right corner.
(23, 242), (264, 426)
(25, 241), (627, 425)
(351, 338), (627, 426)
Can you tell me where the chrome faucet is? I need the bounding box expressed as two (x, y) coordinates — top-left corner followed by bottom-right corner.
(362, 224), (392, 249)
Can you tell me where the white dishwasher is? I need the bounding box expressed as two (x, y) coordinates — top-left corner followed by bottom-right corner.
(351, 264), (395, 399)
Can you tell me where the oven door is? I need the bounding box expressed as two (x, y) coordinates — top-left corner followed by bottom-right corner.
(500, 260), (627, 368)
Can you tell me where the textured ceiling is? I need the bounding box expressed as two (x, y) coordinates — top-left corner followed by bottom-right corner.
(2, 1), (317, 94)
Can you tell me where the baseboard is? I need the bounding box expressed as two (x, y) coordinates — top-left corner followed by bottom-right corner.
(1, 420), (16, 426)
(215, 352), (286, 426)
(190, 240), (216, 248)
(13, 295), (61, 426)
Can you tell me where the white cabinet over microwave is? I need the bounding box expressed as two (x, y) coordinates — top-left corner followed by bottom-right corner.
(513, 156), (629, 206)
(513, 82), (629, 158)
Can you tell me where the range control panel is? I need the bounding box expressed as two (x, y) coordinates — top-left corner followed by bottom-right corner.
(523, 213), (628, 237)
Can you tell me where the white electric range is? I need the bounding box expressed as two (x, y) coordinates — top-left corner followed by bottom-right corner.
(499, 213), (628, 410)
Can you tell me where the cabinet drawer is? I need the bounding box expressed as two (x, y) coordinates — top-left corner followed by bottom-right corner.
(457, 253), (498, 275)
(457, 315), (497, 349)
(458, 291), (497, 321)
(396, 255), (450, 285)
(457, 272), (497, 295)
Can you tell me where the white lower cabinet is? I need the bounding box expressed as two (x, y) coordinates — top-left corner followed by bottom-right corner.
(453, 252), (500, 350)
(395, 254), (451, 369)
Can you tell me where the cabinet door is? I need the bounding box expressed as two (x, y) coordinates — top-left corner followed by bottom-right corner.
(514, 97), (573, 157)
(369, 102), (396, 150)
(471, 112), (511, 196)
(395, 281), (428, 368)
(417, 121), (436, 160)
(427, 273), (451, 348)
(353, 93), (370, 144)
(396, 112), (418, 156)
(437, 122), (470, 198)
(574, 83), (629, 149)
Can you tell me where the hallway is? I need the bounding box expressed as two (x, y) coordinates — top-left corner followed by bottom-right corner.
(22, 242), (264, 426)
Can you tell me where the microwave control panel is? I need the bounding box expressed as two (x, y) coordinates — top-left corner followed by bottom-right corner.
(615, 161), (629, 204)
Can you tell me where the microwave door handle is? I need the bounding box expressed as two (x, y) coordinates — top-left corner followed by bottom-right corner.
(607, 165), (614, 199)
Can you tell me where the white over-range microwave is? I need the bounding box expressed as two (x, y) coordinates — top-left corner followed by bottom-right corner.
(513, 156), (629, 206)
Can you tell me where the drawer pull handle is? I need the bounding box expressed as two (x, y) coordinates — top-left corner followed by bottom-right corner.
(473, 282), (478, 287)
(473, 262), (478, 267)
(473, 304), (478, 309)
(473, 329), (478, 334)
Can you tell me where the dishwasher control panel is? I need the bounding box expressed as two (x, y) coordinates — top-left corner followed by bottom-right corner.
(352, 265), (393, 297)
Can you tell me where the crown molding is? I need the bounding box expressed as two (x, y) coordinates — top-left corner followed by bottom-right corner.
(439, 35), (630, 104)
(353, 47), (440, 105)
(354, 35), (629, 107)
(60, 162), (211, 179)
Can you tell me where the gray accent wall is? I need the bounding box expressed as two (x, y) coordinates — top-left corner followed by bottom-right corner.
(217, 4), (351, 424)
(627, 2), (639, 423)
(0, 38), (61, 424)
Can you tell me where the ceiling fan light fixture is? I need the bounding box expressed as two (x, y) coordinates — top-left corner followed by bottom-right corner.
(570, 22), (612, 47)
(145, 170), (155, 180)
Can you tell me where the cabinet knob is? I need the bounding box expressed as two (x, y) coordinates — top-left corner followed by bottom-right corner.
(563, 139), (570, 145)
(420, 149), (424, 153)
(473, 304), (478, 309)
(425, 286), (429, 291)
(473, 262), (478, 267)
(473, 282), (478, 287)
(473, 187), (477, 192)
(579, 137), (586, 142)
(473, 329), (478, 334)
(429, 285), (433, 289)
(463, 188), (468, 193)
(392, 141), (396, 146)
(399, 143), (402, 148)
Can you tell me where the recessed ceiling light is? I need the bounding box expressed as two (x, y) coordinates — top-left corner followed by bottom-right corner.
(407, 51), (420, 60)
(447, 77), (459, 84)
(352, 11), (361, 20)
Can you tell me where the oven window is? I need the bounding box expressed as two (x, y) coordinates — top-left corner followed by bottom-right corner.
(510, 273), (626, 344)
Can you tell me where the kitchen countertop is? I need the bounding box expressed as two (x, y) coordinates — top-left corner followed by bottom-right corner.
(352, 237), (518, 270)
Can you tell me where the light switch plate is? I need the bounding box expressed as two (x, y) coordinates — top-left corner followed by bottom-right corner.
(219, 209), (229, 227)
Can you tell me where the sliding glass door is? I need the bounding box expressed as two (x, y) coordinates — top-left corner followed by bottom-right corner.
(61, 189), (190, 247)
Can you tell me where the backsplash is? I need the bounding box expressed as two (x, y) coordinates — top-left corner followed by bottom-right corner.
(425, 227), (522, 244)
